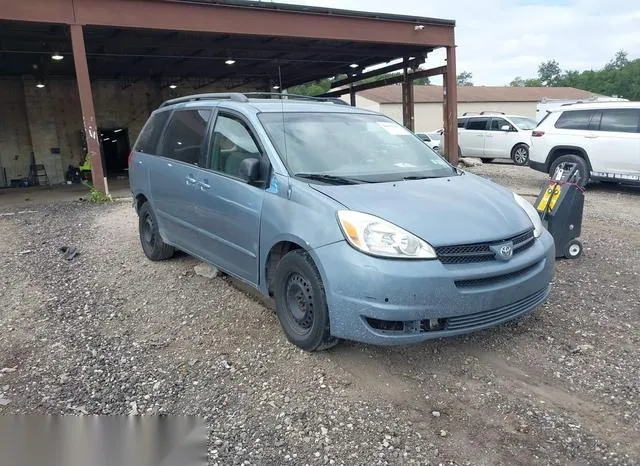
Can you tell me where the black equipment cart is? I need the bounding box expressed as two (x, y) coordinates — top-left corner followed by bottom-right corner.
(534, 162), (585, 259)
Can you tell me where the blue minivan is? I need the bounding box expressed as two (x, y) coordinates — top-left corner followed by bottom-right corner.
(129, 93), (555, 351)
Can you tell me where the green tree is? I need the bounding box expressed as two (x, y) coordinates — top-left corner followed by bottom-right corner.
(605, 49), (630, 71)
(413, 77), (431, 85)
(457, 71), (473, 86)
(508, 51), (640, 100)
(287, 78), (332, 96)
(509, 76), (542, 87)
(538, 59), (562, 86)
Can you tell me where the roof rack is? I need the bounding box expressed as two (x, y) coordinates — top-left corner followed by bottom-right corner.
(159, 93), (248, 108)
(462, 111), (506, 116)
(159, 92), (350, 108)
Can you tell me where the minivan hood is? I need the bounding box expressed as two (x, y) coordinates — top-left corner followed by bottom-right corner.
(310, 173), (533, 247)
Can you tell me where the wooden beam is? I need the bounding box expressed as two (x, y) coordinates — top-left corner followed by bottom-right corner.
(330, 57), (425, 89)
(321, 66), (446, 97)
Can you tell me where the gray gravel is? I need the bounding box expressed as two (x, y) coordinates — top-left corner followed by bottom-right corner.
(1, 164), (639, 465)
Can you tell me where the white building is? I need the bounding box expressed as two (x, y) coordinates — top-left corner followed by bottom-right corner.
(349, 85), (599, 132)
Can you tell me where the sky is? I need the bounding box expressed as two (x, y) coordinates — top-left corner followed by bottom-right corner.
(267, 0), (640, 86)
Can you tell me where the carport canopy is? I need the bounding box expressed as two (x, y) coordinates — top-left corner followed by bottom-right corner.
(0, 0), (459, 193)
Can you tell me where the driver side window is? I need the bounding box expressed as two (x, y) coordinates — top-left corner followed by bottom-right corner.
(488, 118), (513, 131)
(209, 114), (262, 179)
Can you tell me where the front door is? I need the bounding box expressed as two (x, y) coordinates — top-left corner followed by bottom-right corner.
(484, 117), (517, 159)
(192, 111), (267, 284)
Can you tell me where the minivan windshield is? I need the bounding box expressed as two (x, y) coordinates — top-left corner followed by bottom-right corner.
(258, 112), (456, 183)
(510, 116), (537, 130)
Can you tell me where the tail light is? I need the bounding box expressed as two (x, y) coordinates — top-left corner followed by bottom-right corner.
(532, 131), (545, 137)
(128, 150), (134, 167)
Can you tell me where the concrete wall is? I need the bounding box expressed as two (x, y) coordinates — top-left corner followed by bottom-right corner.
(0, 77), (255, 186)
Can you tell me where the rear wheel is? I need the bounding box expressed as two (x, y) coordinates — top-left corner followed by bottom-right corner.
(272, 250), (337, 351)
(511, 144), (529, 166)
(138, 202), (175, 261)
(549, 154), (590, 187)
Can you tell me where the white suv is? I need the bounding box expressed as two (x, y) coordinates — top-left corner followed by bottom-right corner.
(529, 102), (640, 186)
(457, 112), (537, 165)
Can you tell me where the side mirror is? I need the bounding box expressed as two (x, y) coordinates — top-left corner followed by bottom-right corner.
(500, 125), (511, 132)
(239, 158), (260, 183)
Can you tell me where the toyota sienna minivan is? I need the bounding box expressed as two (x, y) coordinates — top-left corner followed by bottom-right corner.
(129, 92), (555, 351)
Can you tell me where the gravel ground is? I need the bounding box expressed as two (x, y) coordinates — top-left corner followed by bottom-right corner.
(1, 163), (639, 465)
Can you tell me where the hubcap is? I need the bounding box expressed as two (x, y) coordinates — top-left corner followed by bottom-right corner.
(284, 273), (314, 334)
(515, 148), (528, 163)
(143, 214), (156, 247)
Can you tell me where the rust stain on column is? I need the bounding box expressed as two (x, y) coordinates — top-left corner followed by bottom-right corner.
(70, 24), (108, 195)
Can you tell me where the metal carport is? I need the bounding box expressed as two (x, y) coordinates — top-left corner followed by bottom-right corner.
(0, 0), (458, 194)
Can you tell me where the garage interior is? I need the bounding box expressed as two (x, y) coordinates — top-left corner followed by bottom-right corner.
(0, 0), (458, 194)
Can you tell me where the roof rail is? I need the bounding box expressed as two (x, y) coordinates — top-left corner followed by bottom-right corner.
(160, 92), (351, 108)
(479, 111), (505, 115)
(243, 92), (350, 105)
(159, 93), (249, 108)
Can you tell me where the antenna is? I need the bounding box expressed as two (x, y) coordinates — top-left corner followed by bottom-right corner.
(278, 65), (289, 168)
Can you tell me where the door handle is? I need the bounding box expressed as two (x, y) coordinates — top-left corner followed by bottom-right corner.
(584, 134), (598, 139)
(185, 175), (197, 186)
(199, 179), (211, 190)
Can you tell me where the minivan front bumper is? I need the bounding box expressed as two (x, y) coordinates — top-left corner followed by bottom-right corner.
(314, 230), (555, 345)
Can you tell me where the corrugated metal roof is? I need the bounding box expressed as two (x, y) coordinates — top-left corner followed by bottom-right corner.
(163, 0), (456, 26)
(360, 85), (599, 103)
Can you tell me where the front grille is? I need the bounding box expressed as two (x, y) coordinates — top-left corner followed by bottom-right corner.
(363, 286), (550, 335)
(454, 261), (542, 288)
(436, 228), (535, 264)
(446, 286), (549, 331)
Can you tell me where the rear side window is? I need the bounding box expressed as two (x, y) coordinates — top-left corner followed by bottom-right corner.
(134, 111), (170, 154)
(554, 110), (596, 130)
(159, 109), (212, 165)
(457, 118), (468, 128)
(465, 117), (489, 131)
(599, 109), (640, 133)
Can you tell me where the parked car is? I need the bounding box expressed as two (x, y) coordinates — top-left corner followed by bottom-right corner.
(529, 102), (640, 186)
(457, 112), (537, 165)
(129, 92), (555, 352)
(416, 132), (441, 152)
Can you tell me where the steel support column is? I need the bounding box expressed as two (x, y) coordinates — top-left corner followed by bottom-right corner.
(401, 61), (415, 131)
(70, 24), (108, 194)
(349, 84), (356, 106)
(443, 45), (458, 165)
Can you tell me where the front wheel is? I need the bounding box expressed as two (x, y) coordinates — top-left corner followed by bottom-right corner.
(511, 144), (529, 166)
(272, 250), (337, 351)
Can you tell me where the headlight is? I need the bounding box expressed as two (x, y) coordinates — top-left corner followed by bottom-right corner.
(337, 210), (436, 259)
(513, 193), (543, 238)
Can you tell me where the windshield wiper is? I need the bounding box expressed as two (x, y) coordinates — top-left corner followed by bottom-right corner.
(295, 173), (366, 185)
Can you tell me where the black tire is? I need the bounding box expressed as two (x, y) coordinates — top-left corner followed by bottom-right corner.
(272, 250), (337, 351)
(481, 158), (494, 163)
(549, 154), (590, 187)
(138, 202), (175, 261)
(564, 239), (583, 259)
(511, 144), (529, 166)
